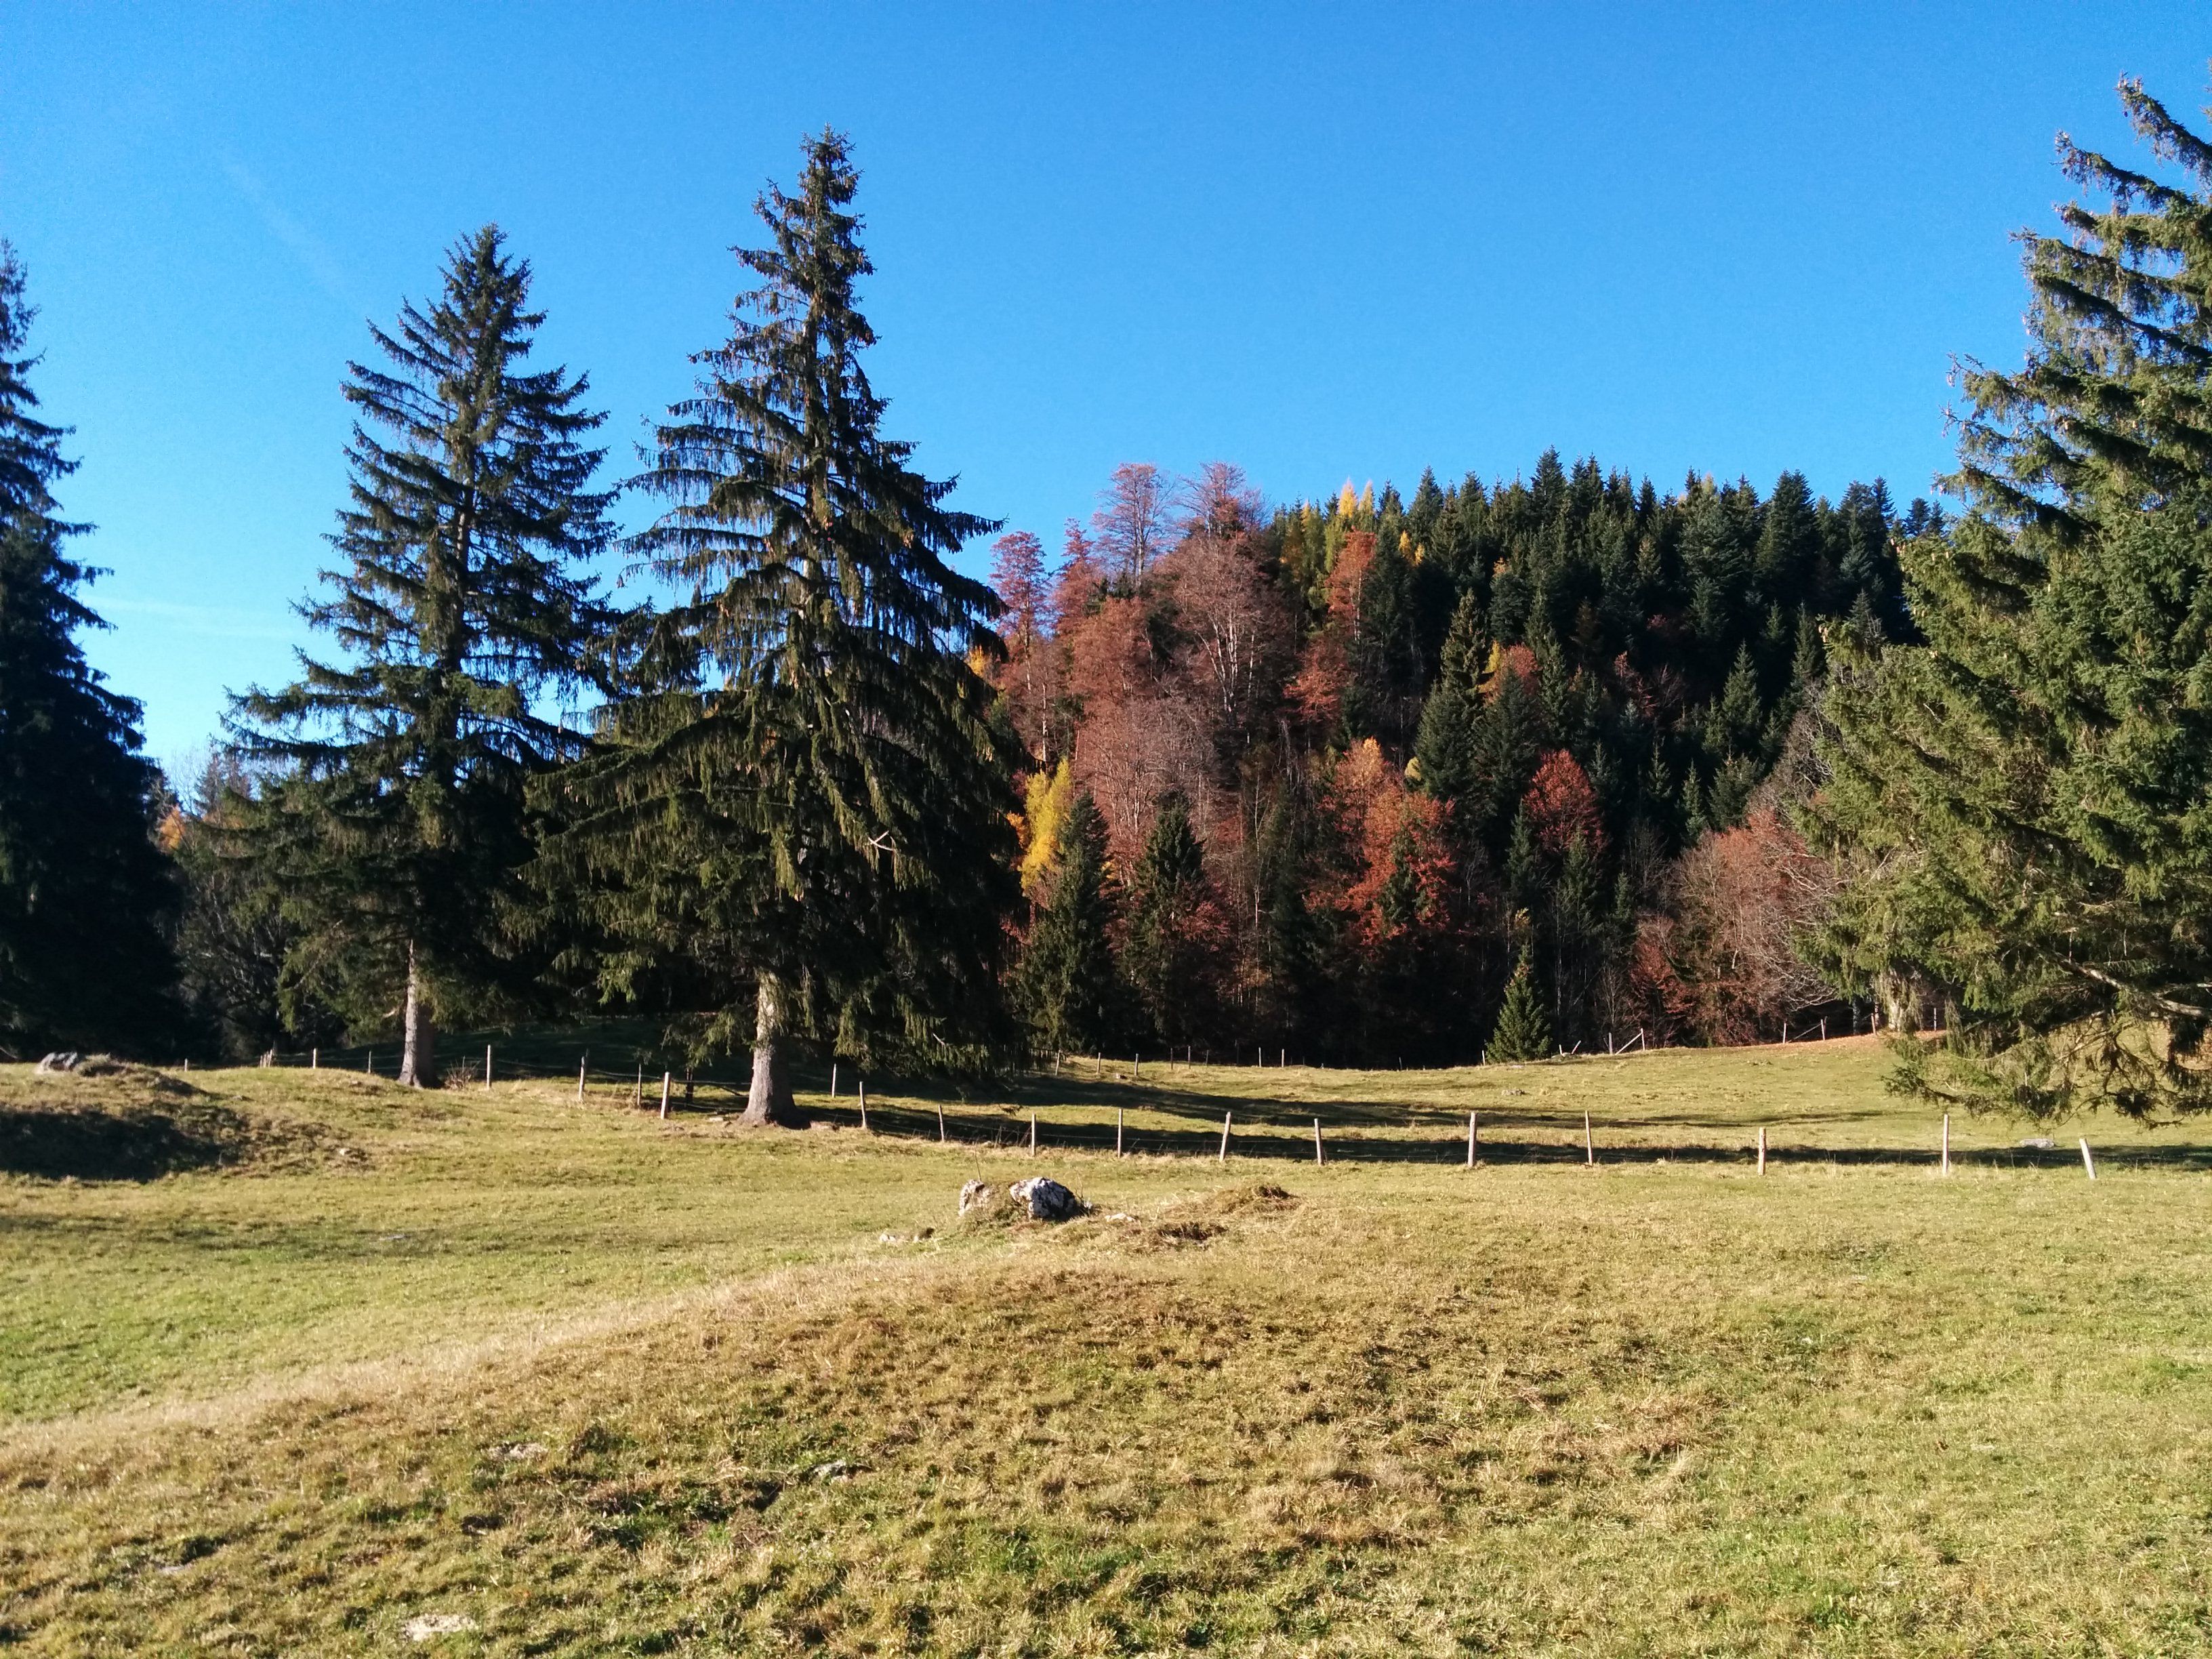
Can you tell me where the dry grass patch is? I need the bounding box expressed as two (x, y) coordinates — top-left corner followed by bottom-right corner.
(7, 1050), (2212, 1653)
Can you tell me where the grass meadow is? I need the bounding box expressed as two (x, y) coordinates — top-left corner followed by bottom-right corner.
(5, 1038), (2211, 1654)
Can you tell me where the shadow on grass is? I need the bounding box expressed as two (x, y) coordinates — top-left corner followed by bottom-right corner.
(764, 1103), (2212, 1172)
(0, 1103), (239, 1181)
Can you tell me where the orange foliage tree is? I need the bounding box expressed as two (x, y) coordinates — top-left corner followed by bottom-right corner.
(1631, 810), (1837, 1045)
(1522, 749), (1604, 857)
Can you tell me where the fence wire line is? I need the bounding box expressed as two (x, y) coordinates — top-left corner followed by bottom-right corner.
(197, 1050), (2170, 1170)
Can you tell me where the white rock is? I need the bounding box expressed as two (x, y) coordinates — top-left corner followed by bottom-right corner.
(1008, 1176), (1086, 1221)
(403, 1612), (478, 1641)
(35, 1052), (82, 1075)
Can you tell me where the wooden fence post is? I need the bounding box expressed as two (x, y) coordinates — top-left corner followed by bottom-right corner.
(366, 1050), (372, 1076)
(485, 1045), (493, 1092)
(2080, 1138), (2097, 1181)
(311, 1048), (318, 1071)
(830, 1061), (838, 1098)
(659, 1071), (670, 1120)
(1313, 1118), (1324, 1166)
(1941, 1113), (1950, 1176)
(1029, 1109), (1038, 1154)
(577, 1054), (586, 1103)
(1757, 1126), (1766, 1175)
(1584, 1111), (1594, 1166)
(937, 1103), (947, 1143)
(1116, 1105), (1124, 1156)
(1219, 1111), (1232, 1162)
(1467, 1111), (1477, 1168)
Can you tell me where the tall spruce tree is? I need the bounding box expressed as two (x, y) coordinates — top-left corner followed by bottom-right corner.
(1122, 793), (1215, 1045)
(558, 132), (1018, 1125)
(0, 243), (178, 1057)
(232, 226), (611, 1086)
(1484, 947), (1551, 1063)
(1412, 592), (1487, 814)
(1818, 76), (2212, 1117)
(1016, 790), (1122, 1057)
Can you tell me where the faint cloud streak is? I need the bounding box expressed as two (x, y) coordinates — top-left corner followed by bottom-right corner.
(220, 158), (370, 319)
(100, 596), (305, 644)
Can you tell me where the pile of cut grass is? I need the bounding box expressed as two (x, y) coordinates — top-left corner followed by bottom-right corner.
(5, 1044), (2212, 1654)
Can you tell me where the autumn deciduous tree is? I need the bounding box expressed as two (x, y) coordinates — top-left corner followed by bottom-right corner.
(1288, 528), (1377, 739)
(1092, 462), (1171, 592)
(1523, 750), (1605, 857)
(1158, 495), (1290, 771)
(1633, 810), (1835, 1046)
(1063, 589), (1209, 861)
(989, 529), (1059, 763)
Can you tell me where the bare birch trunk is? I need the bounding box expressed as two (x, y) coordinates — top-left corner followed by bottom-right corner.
(398, 941), (439, 1088)
(741, 971), (806, 1127)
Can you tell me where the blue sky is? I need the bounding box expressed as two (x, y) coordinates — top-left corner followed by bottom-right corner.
(1, 3), (2203, 763)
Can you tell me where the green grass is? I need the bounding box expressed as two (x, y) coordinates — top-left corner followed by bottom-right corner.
(5, 1040), (2212, 1654)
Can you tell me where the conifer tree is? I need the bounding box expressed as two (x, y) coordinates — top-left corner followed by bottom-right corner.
(1484, 947), (1551, 1063)
(0, 243), (178, 1056)
(558, 132), (1018, 1124)
(1954, 78), (2212, 534)
(1121, 793), (1218, 1044)
(233, 226), (611, 1086)
(1819, 76), (2212, 1116)
(1016, 790), (1121, 1057)
(1548, 832), (1607, 1047)
(1465, 659), (1548, 851)
(1413, 592), (1486, 813)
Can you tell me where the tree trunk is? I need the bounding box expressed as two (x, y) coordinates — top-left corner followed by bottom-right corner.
(1875, 971), (1912, 1036)
(741, 972), (806, 1127)
(398, 941), (440, 1088)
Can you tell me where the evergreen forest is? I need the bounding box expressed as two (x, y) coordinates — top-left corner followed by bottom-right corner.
(6, 74), (2212, 1123)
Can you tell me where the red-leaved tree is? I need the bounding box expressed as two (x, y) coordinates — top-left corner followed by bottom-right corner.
(1523, 749), (1604, 857)
(1631, 809), (1837, 1045)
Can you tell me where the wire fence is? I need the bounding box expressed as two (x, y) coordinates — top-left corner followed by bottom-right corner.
(209, 1041), (2187, 1174)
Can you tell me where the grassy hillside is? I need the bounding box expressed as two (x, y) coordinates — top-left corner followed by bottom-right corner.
(5, 1042), (2211, 1654)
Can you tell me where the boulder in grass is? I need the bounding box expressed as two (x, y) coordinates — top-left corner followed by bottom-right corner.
(35, 1052), (83, 1075)
(1008, 1176), (1086, 1221)
(958, 1177), (1086, 1223)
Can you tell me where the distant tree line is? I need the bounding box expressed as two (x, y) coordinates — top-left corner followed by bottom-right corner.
(991, 449), (1921, 1067)
(5, 75), (2211, 1122)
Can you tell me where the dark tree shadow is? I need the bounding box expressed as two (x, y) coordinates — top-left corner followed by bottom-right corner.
(763, 1101), (2212, 1172)
(0, 1103), (241, 1181)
